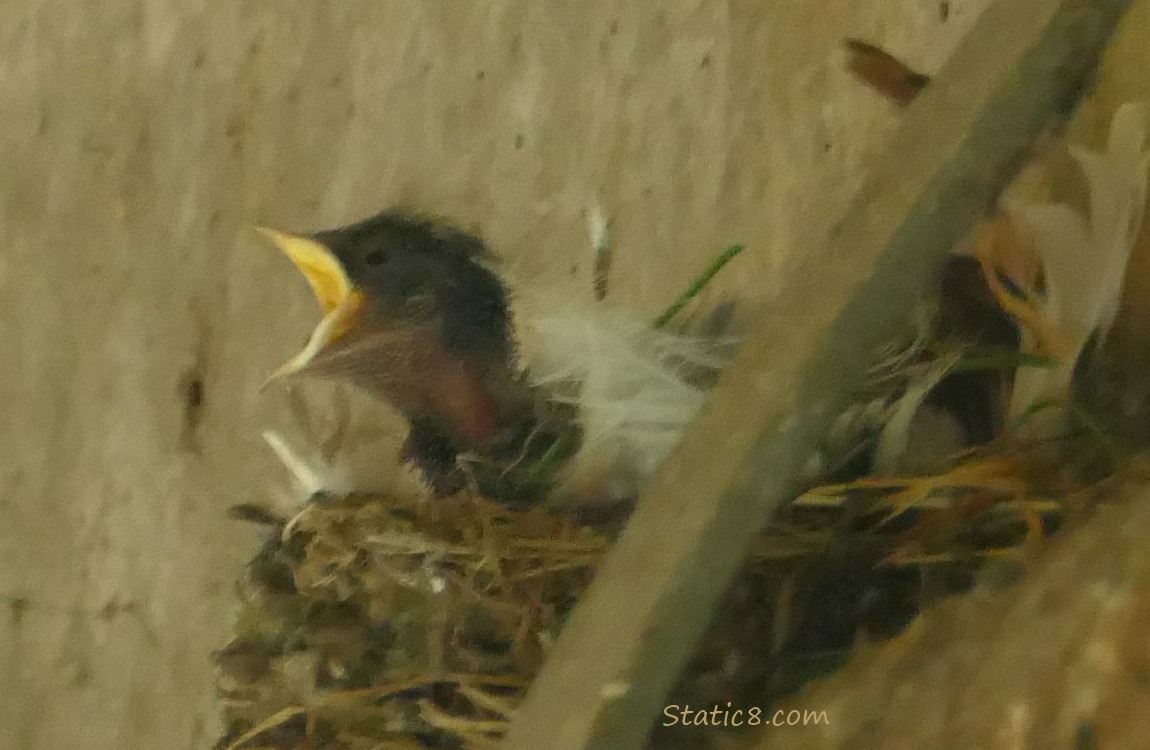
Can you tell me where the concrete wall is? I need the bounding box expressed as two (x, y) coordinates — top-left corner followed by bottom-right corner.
(0, 2), (988, 748)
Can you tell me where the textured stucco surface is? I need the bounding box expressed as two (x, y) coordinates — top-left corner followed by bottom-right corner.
(0, 2), (988, 748)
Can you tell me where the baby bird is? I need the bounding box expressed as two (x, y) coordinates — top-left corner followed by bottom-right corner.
(260, 212), (543, 494)
(260, 210), (726, 505)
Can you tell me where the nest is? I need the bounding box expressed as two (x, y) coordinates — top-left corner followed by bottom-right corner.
(212, 425), (1113, 750)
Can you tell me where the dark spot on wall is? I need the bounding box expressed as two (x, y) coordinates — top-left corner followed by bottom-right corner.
(180, 308), (215, 454)
(99, 599), (137, 621)
(225, 115), (246, 141)
(514, 133), (525, 150)
(179, 372), (205, 449)
(9, 596), (28, 626)
(179, 368), (206, 453)
(178, 365), (205, 453)
(593, 238), (612, 301)
(1075, 721), (1097, 750)
(70, 664), (93, 689)
(184, 375), (204, 410)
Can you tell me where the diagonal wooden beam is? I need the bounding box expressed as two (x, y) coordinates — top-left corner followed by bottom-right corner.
(501, 1), (1133, 748)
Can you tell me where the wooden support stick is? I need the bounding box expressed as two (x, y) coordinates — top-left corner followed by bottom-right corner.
(501, 1), (1133, 748)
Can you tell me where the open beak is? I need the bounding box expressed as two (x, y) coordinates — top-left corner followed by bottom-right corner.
(257, 227), (365, 387)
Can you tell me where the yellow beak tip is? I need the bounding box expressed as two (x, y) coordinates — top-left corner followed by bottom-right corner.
(252, 225), (353, 315)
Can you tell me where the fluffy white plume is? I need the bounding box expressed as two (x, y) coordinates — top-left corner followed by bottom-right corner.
(1007, 101), (1149, 425)
(517, 293), (730, 503)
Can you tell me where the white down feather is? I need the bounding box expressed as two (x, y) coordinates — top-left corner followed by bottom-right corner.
(516, 293), (730, 504)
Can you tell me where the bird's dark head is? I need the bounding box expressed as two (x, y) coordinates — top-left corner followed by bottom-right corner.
(259, 211), (514, 384)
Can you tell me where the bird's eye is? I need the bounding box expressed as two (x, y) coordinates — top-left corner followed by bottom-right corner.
(364, 249), (387, 266)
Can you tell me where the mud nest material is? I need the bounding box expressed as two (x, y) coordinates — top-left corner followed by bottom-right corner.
(213, 430), (1091, 750)
(214, 492), (613, 749)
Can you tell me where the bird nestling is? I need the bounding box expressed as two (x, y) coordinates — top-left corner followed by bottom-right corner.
(259, 210), (727, 506)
